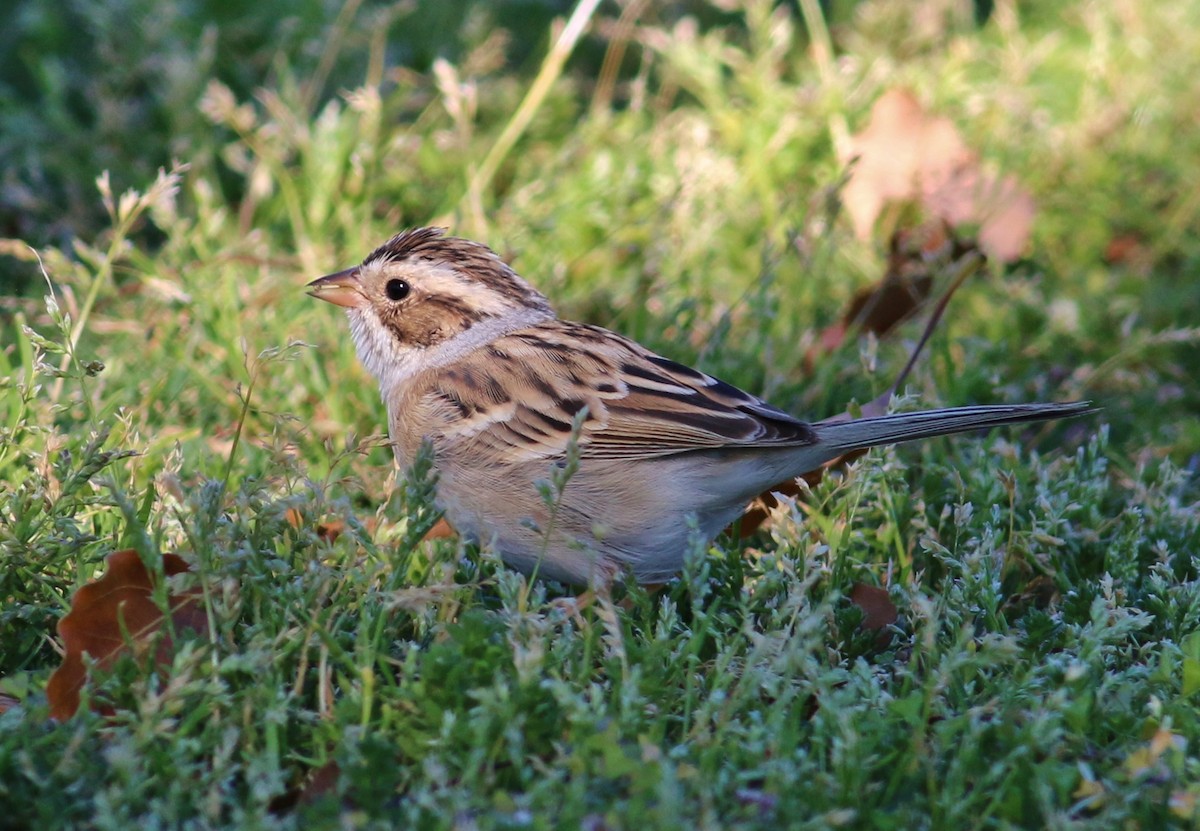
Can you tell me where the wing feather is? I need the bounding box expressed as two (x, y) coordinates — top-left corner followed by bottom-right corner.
(421, 321), (818, 462)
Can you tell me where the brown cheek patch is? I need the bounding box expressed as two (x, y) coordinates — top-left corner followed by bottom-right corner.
(402, 308), (451, 347)
(382, 295), (483, 348)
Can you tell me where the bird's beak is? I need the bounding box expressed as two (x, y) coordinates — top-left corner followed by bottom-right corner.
(306, 268), (364, 309)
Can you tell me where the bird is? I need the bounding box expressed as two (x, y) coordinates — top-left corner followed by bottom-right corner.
(308, 227), (1092, 586)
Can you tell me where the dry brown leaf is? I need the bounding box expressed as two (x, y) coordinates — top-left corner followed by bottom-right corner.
(269, 760), (345, 815)
(422, 518), (456, 541)
(806, 222), (961, 368)
(849, 583), (899, 632)
(299, 761), (343, 804)
(316, 519), (346, 542)
(839, 269), (933, 340)
(287, 507), (450, 543)
(46, 549), (206, 721)
(841, 88), (1035, 262)
(841, 89), (964, 238)
(969, 174), (1036, 262)
(1000, 574), (1060, 616)
(285, 507), (348, 542)
(1104, 232), (1152, 272)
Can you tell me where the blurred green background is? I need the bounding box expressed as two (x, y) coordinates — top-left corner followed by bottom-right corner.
(3, 1), (1200, 826)
(0, 0), (763, 285)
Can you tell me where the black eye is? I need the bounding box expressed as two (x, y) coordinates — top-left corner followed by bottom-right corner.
(385, 279), (410, 301)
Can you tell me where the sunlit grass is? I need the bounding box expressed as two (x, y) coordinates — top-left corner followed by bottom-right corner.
(2, 0), (1199, 827)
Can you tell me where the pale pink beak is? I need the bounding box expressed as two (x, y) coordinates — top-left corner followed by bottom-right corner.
(306, 268), (364, 309)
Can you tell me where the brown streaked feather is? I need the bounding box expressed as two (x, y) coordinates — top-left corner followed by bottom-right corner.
(415, 320), (818, 463)
(319, 228), (1094, 586)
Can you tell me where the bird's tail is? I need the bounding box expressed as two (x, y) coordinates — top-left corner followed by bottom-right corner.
(811, 401), (1096, 454)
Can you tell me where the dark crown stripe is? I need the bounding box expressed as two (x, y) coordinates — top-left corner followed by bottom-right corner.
(362, 227), (449, 266)
(361, 227), (552, 315)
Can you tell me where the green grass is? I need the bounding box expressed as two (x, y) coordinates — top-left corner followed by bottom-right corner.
(3, 0), (1200, 827)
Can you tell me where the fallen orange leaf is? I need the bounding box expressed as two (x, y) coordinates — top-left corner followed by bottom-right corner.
(422, 518), (456, 541)
(849, 583), (899, 632)
(46, 549), (206, 721)
(285, 507), (348, 542)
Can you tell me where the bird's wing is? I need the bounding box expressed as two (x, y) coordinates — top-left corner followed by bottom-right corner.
(421, 321), (818, 463)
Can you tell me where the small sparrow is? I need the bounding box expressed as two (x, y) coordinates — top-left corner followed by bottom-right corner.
(309, 228), (1091, 585)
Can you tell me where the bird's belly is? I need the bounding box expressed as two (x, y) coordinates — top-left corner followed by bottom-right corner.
(431, 453), (777, 585)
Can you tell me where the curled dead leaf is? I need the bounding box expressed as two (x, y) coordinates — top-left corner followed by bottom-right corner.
(841, 88), (1035, 263)
(46, 549), (205, 721)
(286, 506), (455, 549)
(1104, 232), (1150, 268)
(422, 518), (456, 541)
(849, 583), (899, 632)
(269, 760), (345, 815)
(806, 222), (967, 368)
(285, 507), (347, 542)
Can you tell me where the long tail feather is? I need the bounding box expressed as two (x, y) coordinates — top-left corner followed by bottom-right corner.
(813, 402), (1096, 453)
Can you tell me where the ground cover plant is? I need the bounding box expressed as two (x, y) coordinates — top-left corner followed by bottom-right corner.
(2, 0), (1200, 827)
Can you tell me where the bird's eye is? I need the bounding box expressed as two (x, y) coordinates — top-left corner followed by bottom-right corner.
(385, 279), (410, 301)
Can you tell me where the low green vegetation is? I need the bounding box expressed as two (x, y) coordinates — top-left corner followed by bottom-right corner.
(2, 0), (1199, 827)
